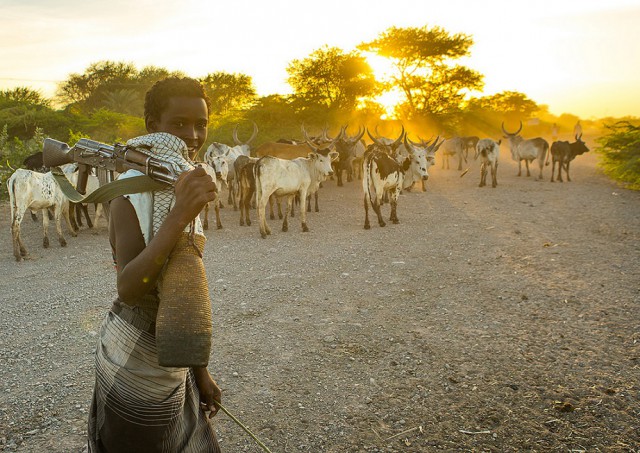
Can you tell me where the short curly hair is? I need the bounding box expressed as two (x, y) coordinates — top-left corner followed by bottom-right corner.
(144, 77), (211, 122)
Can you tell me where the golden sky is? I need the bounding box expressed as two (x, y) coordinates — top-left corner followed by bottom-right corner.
(1, 0), (639, 118)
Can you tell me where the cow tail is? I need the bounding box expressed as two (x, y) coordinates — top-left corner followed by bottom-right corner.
(7, 174), (17, 224)
(544, 141), (551, 166)
(254, 158), (263, 209)
(364, 156), (376, 207)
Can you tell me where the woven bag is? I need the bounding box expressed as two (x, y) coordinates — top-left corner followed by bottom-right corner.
(156, 232), (212, 367)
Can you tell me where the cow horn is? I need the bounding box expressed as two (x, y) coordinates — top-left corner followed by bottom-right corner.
(391, 125), (405, 148)
(301, 123), (311, 142)
(322, 123), (331, 141)
(501, 121), (522, 136)
(576, 133), (583, 141)
(366, 128), (384, 146)
(233, 122), (259, 146)
(404, 133), (415, 152)
(232, 124), (241, 145)
(246, 121), (258, 145)
(430, 136), (443, 152)
(352, 126), (365, 143)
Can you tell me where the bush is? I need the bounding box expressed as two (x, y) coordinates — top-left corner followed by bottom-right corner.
(596, 121), (640, 190)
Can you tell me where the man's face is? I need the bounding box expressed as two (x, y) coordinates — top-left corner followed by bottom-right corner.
(147, 96), (208, 159)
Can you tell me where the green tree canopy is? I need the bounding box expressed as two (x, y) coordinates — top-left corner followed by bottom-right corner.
(467, 91), (540, 122)
(359, 25), (483, 118)
(0, 87), (50, 109)
(56, 61), (184, 115)
(287, 46), (379, 112)
(201, 72), (257, 115)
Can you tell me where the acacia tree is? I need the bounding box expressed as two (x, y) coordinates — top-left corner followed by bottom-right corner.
(200, 72), (257, 115)
(286, 46), (379, 112)
(467, 91), (539, 121)
(359, 26), (483, 118)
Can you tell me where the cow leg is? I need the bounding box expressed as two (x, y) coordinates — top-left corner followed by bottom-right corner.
(202, 203), (210, 230)
(557, 161), (564, 182)
(457, 155), (463, 171)
(282, 196), (292, 232)
(390, 187), (401, 224)
(257, 191), (271, 238)
(550, 161), (556, 182)
(278, 198), (284, 219)
(299, 190), (309, 232)
(492, 162), (498, 188)
(30, 210), (38, 222)
(479, 162), (486, 187)
(336, 168), (343, 187)
(62, 204), (77, 237)
(421, 179), (427, 192)
(245, 187), (255, 226)
(525, 160), (531, 177)
(314, 192), (319, 212)
(11, 212), (27, 261)
(82, 204), (93, 228)
(68, 202), (79, 231)
(566, 161), (572, 182)
(517, 161), (522, 176)
(215, 199), (222, 229)
(53, 207), (67, 248)
(372, 195), (386, 228)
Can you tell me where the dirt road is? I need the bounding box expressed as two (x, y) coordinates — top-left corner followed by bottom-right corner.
(1, 142), (639, 452)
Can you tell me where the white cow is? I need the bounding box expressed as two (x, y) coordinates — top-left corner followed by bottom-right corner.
(474, 138), (501, 188)
(204, 123), (258, 210)
(395, 135), (444, 191)
(8, 169), (76, 261)
(199, 162), (226, 230)
(440, 137), (468, 171)
(501, 122), (549, 180)
(254, 148), (337, 238)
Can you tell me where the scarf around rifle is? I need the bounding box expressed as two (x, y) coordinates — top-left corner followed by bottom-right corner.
(125, 132), (197, 236)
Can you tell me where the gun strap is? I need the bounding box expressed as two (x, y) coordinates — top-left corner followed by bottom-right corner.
(51, 167), (168, 204)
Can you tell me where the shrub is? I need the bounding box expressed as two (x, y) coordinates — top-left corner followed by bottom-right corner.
(596, 121), (640, 190)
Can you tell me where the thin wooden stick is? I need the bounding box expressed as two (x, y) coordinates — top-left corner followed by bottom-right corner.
(213, 401), (274, 453)
(385, 426), (421, 441)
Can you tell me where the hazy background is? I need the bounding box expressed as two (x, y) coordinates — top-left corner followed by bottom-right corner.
(2, 0), (639, 118)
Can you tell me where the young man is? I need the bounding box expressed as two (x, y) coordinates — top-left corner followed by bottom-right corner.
(88, 77), (222, 452)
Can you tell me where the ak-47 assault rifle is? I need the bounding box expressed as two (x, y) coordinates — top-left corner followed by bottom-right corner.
(42, 137), (179, 206)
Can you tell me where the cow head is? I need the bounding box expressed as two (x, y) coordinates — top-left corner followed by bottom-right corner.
(333, 125), (365, 168)
(366, 125), (405, 155)
(571, 134), (589, 157)
(207, 153), (229, 181)
(307, 147), (337, 179)
(402, 135), (432, 181)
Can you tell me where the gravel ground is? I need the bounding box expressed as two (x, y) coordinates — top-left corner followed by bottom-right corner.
(1, 139), (639, 452)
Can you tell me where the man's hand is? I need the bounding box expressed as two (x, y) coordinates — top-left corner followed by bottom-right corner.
(193, 367), (221, 419)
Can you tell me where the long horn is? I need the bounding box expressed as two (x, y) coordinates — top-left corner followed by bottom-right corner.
(322, 123), (330, 141)
(391, 125), (405, 148)
(403, 133), (415, 152)
(429, 135), (442, 152)
(301, 123), (313, 143)
(233, 124), (241, 145)
(374, 124), (382, 138)
(576, 133), (583, 141)
(352, 126), (365, 143)
(246, 121), (258, 145)
(366, 128), (384, 147)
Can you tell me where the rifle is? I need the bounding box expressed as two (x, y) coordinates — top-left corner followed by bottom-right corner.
(43, 137), (180, 185)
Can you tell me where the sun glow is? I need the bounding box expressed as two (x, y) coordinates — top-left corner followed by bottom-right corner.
(363, 52), (405, 119)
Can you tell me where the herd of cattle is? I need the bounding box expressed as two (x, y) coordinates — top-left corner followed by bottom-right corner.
(6, 122), (590, 260)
